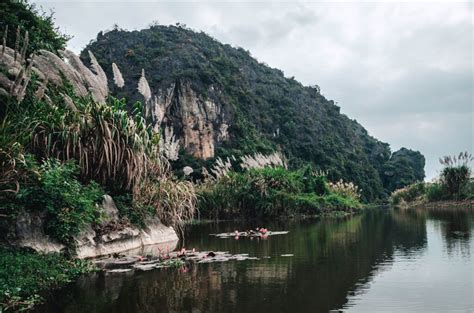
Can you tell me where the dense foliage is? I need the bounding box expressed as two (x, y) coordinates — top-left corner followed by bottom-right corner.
(198, 166), (362, 220)
(0, 247), (96, 311)
(390, 152), (473, 205)
(83, 25), (425, 201)
(8, 159), (103, 249)
(382, 148), (425, 193)
(0, 0), (69, 56)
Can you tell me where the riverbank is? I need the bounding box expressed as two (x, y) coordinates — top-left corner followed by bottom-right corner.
(398, 199), (474, 211)
(0, 247), (97, 311)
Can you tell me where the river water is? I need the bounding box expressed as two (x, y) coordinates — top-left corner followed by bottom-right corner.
(37, 207), (474, 312)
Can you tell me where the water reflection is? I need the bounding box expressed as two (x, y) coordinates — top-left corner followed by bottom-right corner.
(36, 207), (474, 313)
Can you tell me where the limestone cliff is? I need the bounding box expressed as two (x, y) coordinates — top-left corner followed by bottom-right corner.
(146, 80), (231, 159)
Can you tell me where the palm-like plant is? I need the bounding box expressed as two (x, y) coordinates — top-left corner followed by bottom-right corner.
(439, 152), (472, 199)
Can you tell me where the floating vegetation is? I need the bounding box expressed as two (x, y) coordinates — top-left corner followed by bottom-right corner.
(93, 249), (260, 274)
(211, 229), (289, 239)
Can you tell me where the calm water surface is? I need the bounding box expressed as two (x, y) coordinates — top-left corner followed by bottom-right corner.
(37, 207), (474, 313)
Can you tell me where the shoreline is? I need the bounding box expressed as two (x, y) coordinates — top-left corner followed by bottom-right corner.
(396, 199), (474, 211)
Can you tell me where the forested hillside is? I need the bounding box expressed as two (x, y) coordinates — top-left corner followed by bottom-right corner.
(82, 25), (425, 201)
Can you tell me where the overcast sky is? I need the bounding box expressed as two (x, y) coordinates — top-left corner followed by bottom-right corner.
(35, 0), (473, 180)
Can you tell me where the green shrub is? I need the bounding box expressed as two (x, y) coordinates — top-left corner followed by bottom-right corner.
(440, 165), (471, 200)
(197, 166), (361, 220)
(425, 183), (444, 202)
(390, 182), (425, 205)
(459, 179), (474, 200)
(0, 247), (96, 311)
(16, 159), (103, 249)
(0, 1), (70, 56)
(438, 152), (473, 200)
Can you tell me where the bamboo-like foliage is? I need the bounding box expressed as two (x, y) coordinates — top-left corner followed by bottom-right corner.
(0, 136), (24, 194)
(29, 97), (163, 191)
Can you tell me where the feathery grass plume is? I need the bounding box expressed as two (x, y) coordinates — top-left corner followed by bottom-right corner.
(210, 157), (233, 179)
(240, 152), (287, 170)
(9, 65), (24, 97)
(138, 69), (152, 102)
(135, 175), (197, 237)
(0, 45), (23, 67)
(146, 96), (164, 131)
(439, 151), (473, 167)
(20, 31), (29, 61)
(13, 26), (20, 62)
(159, 126), (180, 161)
(34, 80), (47, 100)
(328, 179), (361, 200)
(1, 25), (8, 56)
(30, 52), (61, 84)
(15, 55), (34, 103)
(61, 93), (77, 111)
(87, 50), (108, 97)
(34, 50), (89, 97)
(60, 50), (107, 102)
(111, 62), (125, 88)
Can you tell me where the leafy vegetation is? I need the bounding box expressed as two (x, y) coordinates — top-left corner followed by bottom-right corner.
(198, 166), (362, 220)
(390, 182), (425, 206)
(83, 25), (425, 201)
(12, 159), (103, 250)
(0, 247), (96, 311)
(390, 152), (473, 206)
(381, 148), (425, 193)
(0, 0), (69, 56)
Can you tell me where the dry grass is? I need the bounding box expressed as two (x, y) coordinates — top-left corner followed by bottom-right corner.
(328, 179), (362, 200)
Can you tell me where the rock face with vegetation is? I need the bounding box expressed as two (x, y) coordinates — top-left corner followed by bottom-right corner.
(3, 196), (179, 259)
(83, 25), (425, 201)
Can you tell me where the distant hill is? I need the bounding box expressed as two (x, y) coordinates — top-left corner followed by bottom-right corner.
(82, 25), (425, 201)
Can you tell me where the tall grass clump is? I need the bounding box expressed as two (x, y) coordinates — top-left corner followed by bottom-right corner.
(439, 152), (473, 200)
(390, 182), (425, 206)
(197, 159), (362, 220)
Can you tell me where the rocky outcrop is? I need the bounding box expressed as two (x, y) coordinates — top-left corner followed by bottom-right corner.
(4, 195), (179, 259)
(146, 81), (231, 160)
